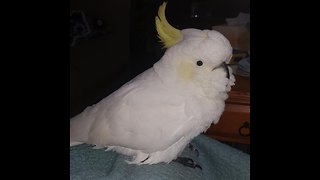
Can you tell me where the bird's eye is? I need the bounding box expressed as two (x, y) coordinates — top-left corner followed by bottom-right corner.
(196, 60), (203, 66)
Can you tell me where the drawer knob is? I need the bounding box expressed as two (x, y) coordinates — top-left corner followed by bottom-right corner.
(238, 121), (250, 137)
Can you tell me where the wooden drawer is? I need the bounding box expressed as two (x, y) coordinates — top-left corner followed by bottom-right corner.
(204, 103), (250, 144)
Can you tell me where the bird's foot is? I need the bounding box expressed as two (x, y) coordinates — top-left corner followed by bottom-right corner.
(188, 143), (199, 157)
(173, 157), (202, 170)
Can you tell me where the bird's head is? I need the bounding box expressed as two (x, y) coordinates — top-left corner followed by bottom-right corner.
(154, 2), (235, 97)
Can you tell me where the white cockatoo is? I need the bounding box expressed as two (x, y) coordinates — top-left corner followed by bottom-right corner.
(70, 2), (235, 165)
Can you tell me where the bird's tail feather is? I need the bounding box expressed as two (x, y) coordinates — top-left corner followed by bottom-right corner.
(70, 107), (96, 147)
(70, 141), (84, 147)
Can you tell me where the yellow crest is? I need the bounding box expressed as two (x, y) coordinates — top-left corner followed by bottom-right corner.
(155, 2), (183, 48)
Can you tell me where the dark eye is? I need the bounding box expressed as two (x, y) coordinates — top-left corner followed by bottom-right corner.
(196, 60), (203, 66)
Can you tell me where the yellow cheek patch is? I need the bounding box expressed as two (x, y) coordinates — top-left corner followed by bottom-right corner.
(177, 62), (195, 81)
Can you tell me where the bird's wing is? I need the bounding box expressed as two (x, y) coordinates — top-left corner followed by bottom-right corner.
(87, 69), (195, 153)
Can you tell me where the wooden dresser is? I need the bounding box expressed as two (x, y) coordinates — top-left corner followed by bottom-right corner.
(204, 75), (250, 144)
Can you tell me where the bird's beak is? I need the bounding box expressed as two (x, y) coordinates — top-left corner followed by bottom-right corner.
(222, 62), (230, 79)
(212, 62), (230, 79)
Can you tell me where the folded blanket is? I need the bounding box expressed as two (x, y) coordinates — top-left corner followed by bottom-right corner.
(70, 135), (250, 180)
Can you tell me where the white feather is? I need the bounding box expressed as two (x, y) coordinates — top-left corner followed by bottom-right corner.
(70, 28), (235, 165)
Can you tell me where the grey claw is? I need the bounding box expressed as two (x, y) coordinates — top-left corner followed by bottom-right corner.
(188, 143), (199, 157)
(140, 156), (149, 163)
(173, 157), (202, 170)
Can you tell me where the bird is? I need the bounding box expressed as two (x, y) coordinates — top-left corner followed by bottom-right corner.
(70, 1), (235, 166)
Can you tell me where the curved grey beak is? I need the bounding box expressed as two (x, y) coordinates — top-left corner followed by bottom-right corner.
(222, 62), (230, 79)
(212, 62), (230, 79)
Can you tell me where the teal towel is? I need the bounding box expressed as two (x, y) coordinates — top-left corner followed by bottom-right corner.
(70, 135), (250, 180)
